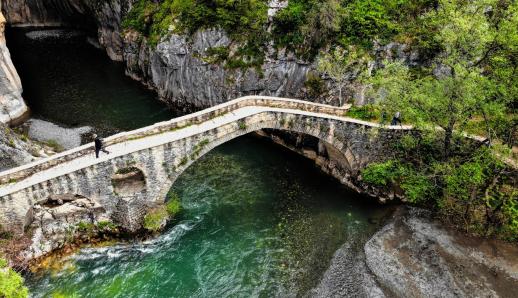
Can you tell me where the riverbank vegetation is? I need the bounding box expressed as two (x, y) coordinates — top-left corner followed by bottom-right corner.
(0, 257), (28, 298)
(143, 191), (182, 232)
(122, 1), (517, 241)
(361, 0), (517, 241)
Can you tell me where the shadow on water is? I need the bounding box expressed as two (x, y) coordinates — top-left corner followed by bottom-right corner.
(6, 27), (179, 135)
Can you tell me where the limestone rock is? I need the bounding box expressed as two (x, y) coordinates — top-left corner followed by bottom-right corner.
(309, 242), (385, 298)
(364, 207), (518, 298)
(23, 195), (109, 260)
(0, 7), (27, 124)
(2, 0), (422, 112)
(0, 122), (35, 170)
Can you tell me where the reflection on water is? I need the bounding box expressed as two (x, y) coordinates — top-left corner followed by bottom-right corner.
(26, 136), (392, 297)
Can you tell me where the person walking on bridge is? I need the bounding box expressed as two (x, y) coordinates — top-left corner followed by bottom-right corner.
(93, 134), (110, 158)
(391, 111), (402, 126)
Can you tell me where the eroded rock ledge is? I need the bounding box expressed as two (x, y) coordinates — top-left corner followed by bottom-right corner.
(364, 207), (518, 298)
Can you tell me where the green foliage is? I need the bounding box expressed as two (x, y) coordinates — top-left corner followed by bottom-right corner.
(346, 104), (379, 121)
(360, 1), (518, 241)
(318, 45), (369, 105)
(274, 0), (436, 59)
(76, 221), (95, 233)
(238, 121), (247, 130)
(398, 166), (434, 203)
(143, 207), (169, 232)
(190, 139), (210, 159)
(0, 258), (28, 298)
(501, 189), (518, 241)
(361, 160), (399, 186)
(97, 221), (117, 231)
(50, 292), (80, 298)
(165, 192), (182, 217)
(340, 0), (403, 48)
(304, 72), (326, 98)
(122, 0), (269, 65)
(123, 0), (438, 65)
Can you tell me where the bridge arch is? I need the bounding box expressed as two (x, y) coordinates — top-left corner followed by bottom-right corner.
(154, 112), (360, 203)
(0, 96), (410, 235)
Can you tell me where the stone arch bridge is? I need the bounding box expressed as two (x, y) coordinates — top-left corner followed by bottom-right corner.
(0, 96), (411, 235)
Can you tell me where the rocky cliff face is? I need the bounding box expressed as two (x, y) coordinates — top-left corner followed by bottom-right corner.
(0, 5), (27, 124)
(364, 207), (518, 298)
(1, 0), (420, 112)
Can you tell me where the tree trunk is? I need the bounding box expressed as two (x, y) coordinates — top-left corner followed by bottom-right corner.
(338, 85), (343, 106)
(444, 120), (455, 158)
(444, 129), (452, 158)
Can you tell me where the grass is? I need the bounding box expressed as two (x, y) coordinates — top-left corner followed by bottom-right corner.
(190, 139), (210, 159)
(45, 139), (64, 152)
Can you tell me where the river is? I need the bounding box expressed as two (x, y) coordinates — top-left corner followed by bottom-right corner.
(8, 28), (393, 297)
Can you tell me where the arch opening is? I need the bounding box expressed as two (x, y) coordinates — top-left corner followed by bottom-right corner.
(111, 167), (146, 197)
(156, 122), (357, 203)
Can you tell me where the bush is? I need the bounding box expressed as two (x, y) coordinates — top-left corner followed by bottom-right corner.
(165, 192), (182, 217)
(398, 166), (434, 203)
(346, 105), (380, 121)
(0, 258), (28, 298)
(304, 72), (326, 98)
(45, 139), (64, 152)
(97, 221), (117, 231)
(143, 207), (168, 232)
(361, 160), (398, 186)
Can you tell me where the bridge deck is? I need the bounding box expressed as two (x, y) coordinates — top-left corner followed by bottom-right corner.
(0, 96), (413, 197)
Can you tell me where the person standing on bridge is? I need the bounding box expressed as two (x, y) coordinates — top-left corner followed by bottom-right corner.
(94, 134), (110, 158)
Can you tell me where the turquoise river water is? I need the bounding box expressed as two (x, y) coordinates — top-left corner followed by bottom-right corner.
(7, 28), (393, 297)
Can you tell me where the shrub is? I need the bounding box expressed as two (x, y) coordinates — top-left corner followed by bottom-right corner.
(398, 166), (434, 203)
(45, 139), (64, 152)
(143, 207), (168, 232)
(346, 105), (379, 121)
(97, 221), (117, 231)
(304, 72), (326, 98)
(165, 192), (181, 217)
(76, 221), (95, 233)
(0, 258), (28, 298)
(361, 160), (399, 186)
(502, 190), (518, 241)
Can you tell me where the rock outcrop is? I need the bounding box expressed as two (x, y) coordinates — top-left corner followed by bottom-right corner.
(1, 0), (420, 112)
(309, 242), (386, 298)
(0, 5), (27, 125)
(364, 207), (518, 298)
(23, 194), (110, 261)
(0, 121), (56, 171)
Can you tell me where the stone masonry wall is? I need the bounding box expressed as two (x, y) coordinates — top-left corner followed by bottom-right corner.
(1, 110), (409, 237)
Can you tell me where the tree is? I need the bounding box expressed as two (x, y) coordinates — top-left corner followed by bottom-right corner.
(318, 46), (369, 106)
(366, 0), (510, 157)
